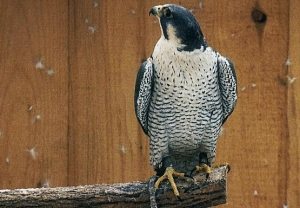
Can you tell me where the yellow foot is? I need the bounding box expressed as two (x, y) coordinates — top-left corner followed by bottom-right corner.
(193, 163), (230, 179)
(194, 163), (212, 179)
(154, 166), (186, 200)
(214, 163), (231, 173)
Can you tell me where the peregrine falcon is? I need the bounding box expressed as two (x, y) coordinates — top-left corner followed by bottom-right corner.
(134, 4), (237, 199)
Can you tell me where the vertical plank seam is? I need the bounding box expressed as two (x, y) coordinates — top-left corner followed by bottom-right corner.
(67, 0), (72, 186)
(287, 0), (300, 206)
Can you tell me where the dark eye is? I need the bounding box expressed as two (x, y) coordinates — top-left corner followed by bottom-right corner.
(164, 8), (173, 18)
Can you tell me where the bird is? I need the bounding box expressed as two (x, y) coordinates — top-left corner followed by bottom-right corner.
(134, 4), (237, 200)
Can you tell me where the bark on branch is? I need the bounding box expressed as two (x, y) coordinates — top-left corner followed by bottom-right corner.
(0, 166), (227, 207)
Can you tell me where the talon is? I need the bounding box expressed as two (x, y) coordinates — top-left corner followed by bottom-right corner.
(206, 173), (210, 179)
(226, 164), (231, 173)
(184, 174), (194, 180)
(177, 195), (183, 202)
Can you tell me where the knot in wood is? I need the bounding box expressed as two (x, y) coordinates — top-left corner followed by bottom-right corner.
(252, 10), (267, 23)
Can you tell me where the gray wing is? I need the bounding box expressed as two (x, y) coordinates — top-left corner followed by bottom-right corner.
(217, 55), (237, 124)
(134, 58), (154, 135)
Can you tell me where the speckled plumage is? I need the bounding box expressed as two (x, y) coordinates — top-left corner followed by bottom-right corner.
(134, 4), (237, 175)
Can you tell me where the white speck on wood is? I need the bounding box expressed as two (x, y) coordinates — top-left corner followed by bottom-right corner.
(199, 0), (204, 10)
(35, 60), (44, 69)
(93, 1), (98, 8)
(120, 145), (126, 154)
(285, 58), (291, 66)
(27, 147), (38, 160)
(88, 25), (96, 33)
(131, 8), (136, 14)
(27, 105), (33, 111)
(6, 157), (10, 164)
(286, 75), (296, 84)
(253, 190), (258, 196)
(251, 83), (257, 87)
(31, 114), (41, 124)
(47, 68), (54, 76)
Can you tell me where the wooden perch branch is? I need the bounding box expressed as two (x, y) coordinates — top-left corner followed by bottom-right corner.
(0, 166), (227, 207)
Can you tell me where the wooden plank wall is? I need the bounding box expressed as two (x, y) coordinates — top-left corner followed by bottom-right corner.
(0, 0), (298, 207)
(0, 0), (69, 188)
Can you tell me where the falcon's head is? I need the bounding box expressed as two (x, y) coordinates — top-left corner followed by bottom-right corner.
(149, 4), (206, 51)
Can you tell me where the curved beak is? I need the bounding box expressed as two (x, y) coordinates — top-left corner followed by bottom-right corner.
(149, 5), (163, 16)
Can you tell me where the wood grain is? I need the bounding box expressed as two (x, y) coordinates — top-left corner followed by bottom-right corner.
(0, 0), (69, 189)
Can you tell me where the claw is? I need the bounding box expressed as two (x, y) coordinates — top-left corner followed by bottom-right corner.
(184, 174), (194, 180)
(206, 173), (209, 179)
(226, 164), (231, 173)
(177, 195), (183, 202)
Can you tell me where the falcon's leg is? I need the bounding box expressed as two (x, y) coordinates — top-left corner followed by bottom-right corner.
(154, 156), (190, 200)
(192, 153), (212, 179)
